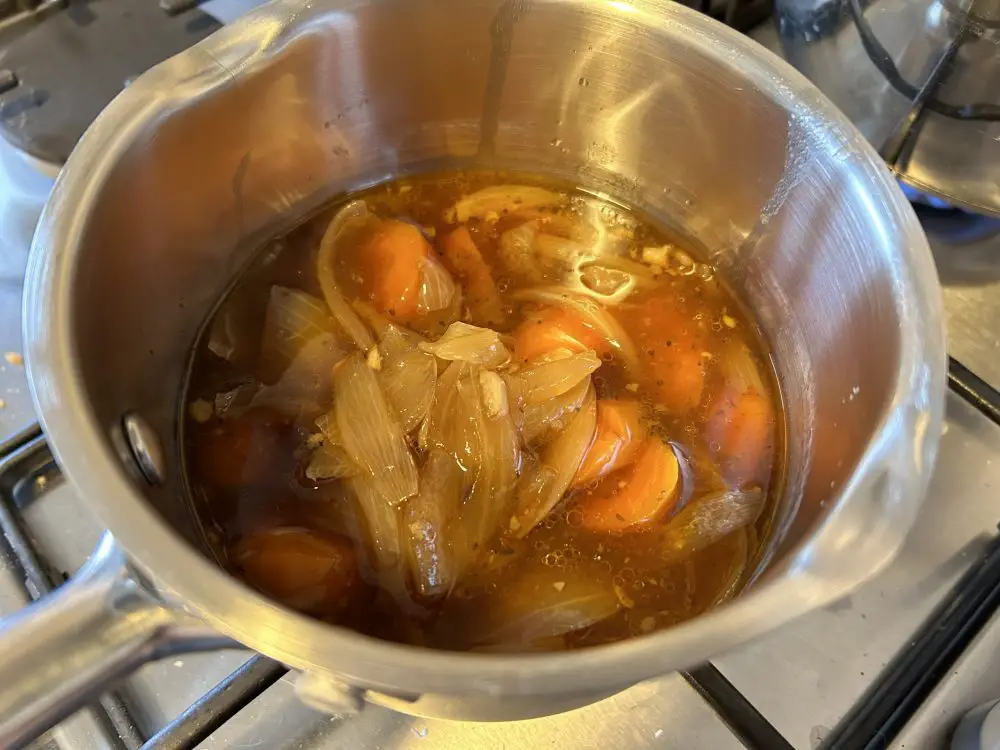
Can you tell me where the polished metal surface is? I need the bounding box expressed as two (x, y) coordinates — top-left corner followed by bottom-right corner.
(717, 391), (1000, 748)
(6, 0), (945, 735)
(774, 0), (1000, 217)
(892, 608), (1000, 749)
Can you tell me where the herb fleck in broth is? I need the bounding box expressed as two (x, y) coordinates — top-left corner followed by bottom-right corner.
(183, 170), (785, 652)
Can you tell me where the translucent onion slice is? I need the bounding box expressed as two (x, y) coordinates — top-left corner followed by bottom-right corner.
(507, 350), (601, 405)
(498, 222), (544, 283)
(379, 334), (437, 433)
(452, 367), (521, 566)
(424, 364), (521, 568)
(513, 288), (640, 373)
(533, 232), (588, 271)
(258, 286), (335, 381)
(403, 449), (463, 598)
(479, 370), (509, 418)
(416, 255), (457, 314)
(333, 354), (418, 505)
(519, 376), (591, 445)
(316, 200), (377, 353)
(419, 321), (510, 368)
(306, 409), (361, 480)
(445, 185), (566, 223)
(509, 384), (597, 537)
(466, 568), (619, 650)
(660, 487), (764, 558)
(250, 333), (345, 420)
(346, 474), (403, 570)
(306, 441), (360, 480)
(719, 340), (767, 395)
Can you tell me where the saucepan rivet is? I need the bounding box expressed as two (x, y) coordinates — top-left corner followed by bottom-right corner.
(122, 413), (166, 485)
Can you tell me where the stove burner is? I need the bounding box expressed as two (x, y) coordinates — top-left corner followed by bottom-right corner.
(901, 182), (1000, 245)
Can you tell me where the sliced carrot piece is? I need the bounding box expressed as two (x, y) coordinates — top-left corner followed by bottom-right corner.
(572, 400), (646, 488)
(579, 437), (680, 532)
(708, 388), (775, 485)
(191, 408), (293, 489)
(362, 219), (430, 322)
(513, 306), (610, 364)
(619, 296), (706, 413)
(233, 527), (361, 614)
(439, 226), (505, 327)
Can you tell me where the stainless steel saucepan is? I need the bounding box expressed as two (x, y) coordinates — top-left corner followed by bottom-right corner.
(0, 0), (945, 746)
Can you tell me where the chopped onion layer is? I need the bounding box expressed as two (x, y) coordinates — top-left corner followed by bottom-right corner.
(466, 568), (620, 650)
(507, 350), (601, 405)
(661, 487), (764, 557)
(251, 332), (345, 420)
(404, 449), (463, 598)
(445, 185), (566, 223)
(258, 286), (336, 381)
(417, 255), (457, 314)
(316, 200), (377, 352)
(513, 288), (640, 373)
(510, 384), (597, 537)
(346, 475), (403, 570)
(419, 321), (510, 368)
(519, 376), (591, 445)
(425, 364), (521, 569)
(378, 325), (437, 433)
(333, 354), (418, 505)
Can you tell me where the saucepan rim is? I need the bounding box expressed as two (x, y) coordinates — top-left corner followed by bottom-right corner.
(22, 0), (944, 698)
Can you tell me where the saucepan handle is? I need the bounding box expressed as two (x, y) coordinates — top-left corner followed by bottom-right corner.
(0, 533), (241, 749)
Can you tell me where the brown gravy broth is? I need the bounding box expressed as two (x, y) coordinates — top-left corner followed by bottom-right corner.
(182, 170), (785, 652)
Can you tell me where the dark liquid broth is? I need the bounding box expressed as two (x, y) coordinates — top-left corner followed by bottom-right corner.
(182, 170), (785, 652)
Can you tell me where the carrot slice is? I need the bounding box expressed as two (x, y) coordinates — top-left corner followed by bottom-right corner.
(572, 400), (646, 488)
(708, 388), (775, 485)
(440, 226), (505, 327)
(191, 408), (293, 489)
(233, 527), (361, 614)
(362, 219), (430, 322)
(513, 306), (610, 364)
(579, 437), (680, 532)
(619, 296), (706, 413)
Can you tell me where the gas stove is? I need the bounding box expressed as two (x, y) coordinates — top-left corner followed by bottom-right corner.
(3, 2), (1000, 749)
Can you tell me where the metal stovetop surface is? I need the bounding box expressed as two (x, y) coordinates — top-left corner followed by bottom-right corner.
(4, 14), (1000, 750)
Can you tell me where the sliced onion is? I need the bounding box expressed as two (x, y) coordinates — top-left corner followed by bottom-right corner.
(333, 354), (418, 505)
(445, 185), (566, 223)
(346, 474), (403, 570)
(403, 449), (463, 598)
(250, 333), (345, 420)
(425, 364), (521, 568)
(417, 255), (457, 314)
(510, 384), (597, 537)
(533, 233), (588, 271)
(466, 568), (619, 650)
(306, 441), (360, 480)
(498, 222), (544, 283)
(453, 368), (521, 565)
(419, 321), (510, 368)
(660, 487), (764, 557)
(316, 200), (377, 353)
(519, 376), (591, 445)
(306, 409), (361, 480)
(379, 332), (437, 433)
(479, 370), (509, 418)
(258, 286), (335, 381)
(719, 341), (767, 395)
(214, 382), (258, 419)
(507, 350), (601, 405)
(513, 288), (640, 373)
